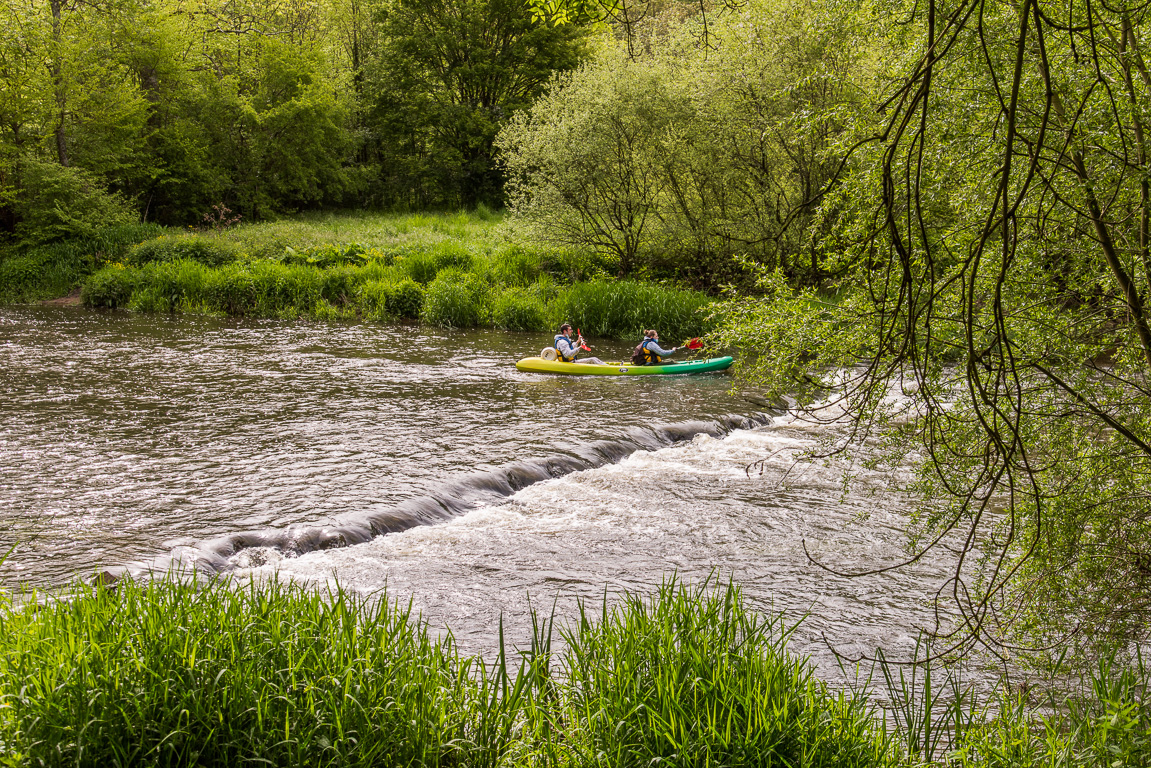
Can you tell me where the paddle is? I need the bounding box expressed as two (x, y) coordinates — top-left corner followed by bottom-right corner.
(576, 328), (592, 351)
(682, 337), (703, 350)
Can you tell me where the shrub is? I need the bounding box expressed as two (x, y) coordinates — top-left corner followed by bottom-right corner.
(81, 265), (138, 309)
(384, 278), (425, 318)
(127, 236), (241, 268)
(429, 241), (475, 273)
(204, 264), (258, 315)
(358, 278), (425, 320)
(12, 159), (136, 245)
(320, 266), (360, 305)
(130, 260), (211, 313)
(421, 268), (490, 328)
(492, 288), (548, 331)
(398, 252), (439, 284)
(0, 255), (48, 299)
(249, 261), (323, 316)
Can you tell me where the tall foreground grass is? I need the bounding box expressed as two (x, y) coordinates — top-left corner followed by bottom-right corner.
(1, 573), (1150, 766)
(0, 576), (895, 767)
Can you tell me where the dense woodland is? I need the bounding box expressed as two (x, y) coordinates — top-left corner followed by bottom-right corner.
(0, 0), (588, 237)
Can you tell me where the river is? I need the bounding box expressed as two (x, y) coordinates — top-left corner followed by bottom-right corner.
(0, 306), (948, 676)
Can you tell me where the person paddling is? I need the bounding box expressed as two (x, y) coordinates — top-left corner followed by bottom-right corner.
(633, 329), (678, 365)
(555, 323), (605, 365)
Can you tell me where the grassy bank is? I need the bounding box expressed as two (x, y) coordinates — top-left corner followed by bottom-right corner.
(0, 577), (893, 767)
(0, 211), (716, 341)
(0, 574), (1148, 766)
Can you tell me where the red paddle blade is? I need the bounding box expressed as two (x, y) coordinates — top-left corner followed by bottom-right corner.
(685, 338), (703, 350)
(576, 328), (590, 350)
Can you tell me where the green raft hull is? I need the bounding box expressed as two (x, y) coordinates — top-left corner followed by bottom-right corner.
(515, 356), (734, 376)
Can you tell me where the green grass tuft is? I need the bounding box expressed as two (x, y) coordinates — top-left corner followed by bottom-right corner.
(421, 268), (491, 328)
(558, 280), (714, 341)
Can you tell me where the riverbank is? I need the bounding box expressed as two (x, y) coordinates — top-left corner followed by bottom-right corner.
(1, 573), (1146, 767)
(0, 211), (716, 341)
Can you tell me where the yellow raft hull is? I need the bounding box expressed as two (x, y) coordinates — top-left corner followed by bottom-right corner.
(515, 356), (734, 376)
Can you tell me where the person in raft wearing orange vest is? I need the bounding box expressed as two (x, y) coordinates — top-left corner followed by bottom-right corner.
(634, 329), (679, 365)
(555, 323), (605, 365)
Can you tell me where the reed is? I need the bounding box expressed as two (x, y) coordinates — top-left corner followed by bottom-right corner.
(0, 575), (899, 768)
(421, 268), (492, 328)
(57, 213), (718, 340)
(558, 280), (714, 342)
(558, 579), (894, 768)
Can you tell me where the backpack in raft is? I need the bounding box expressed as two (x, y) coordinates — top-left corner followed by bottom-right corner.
(630, 343), (648, 365)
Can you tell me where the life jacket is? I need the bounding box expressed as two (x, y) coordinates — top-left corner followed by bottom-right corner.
(554, 334), (577, 362)
(631, 338), (662, 365)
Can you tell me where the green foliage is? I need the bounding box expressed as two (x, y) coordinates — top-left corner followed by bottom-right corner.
(11, 159), (136, 245)
(280, 243), (371, 268)
(62, 213), (713, 337)
(421, 267), (491, 327)
(384, 278), (425, 318)
(358, 278), (426, 320)
(562, 580), (893, 767)
(0, 574), (898, 768)
(81, 265), (138, 309)
(498, 0), (869, 288)
(492, 287), (549, 331)
(0, 576), (489, 766)
(126, 236), (241, 268)
(362, 0), (591, 208)
(0, 222), (162, 301)
(559, 279), (713, 340)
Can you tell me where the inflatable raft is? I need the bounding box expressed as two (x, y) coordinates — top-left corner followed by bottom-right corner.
(515, 355), (734, 376)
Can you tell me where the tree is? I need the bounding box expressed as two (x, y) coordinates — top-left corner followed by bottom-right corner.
(714, 0), (1151, 657)
(363, 0), (590, 208)
(499, 0), (870, 285)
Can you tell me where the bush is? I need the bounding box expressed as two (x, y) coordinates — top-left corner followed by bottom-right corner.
(358, 278), (425, 320)
(0, 223), (163, 303)
(397, 252), (439, 284)
(81, 266), (138, 309)
(249, 261), (323, 315)
(421, 268), (490, 328)
(130, 260), (211, 313)
(204, 264), (258, 315)
(320, 266), (360, 305)
(429, 241), (475, 273)
(395, 243), (475, 285)
(127, 236), (241, 268)
(0, 255), (48, 299)
(12, 159), (136, 245)
(557, 280), (713, 341)
(492, 288), (548, 331)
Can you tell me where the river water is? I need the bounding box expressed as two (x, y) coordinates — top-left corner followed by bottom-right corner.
(0, 306), (949, 675)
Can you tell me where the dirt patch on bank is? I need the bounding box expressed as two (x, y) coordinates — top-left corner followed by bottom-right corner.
(41, 289), (82, 307)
